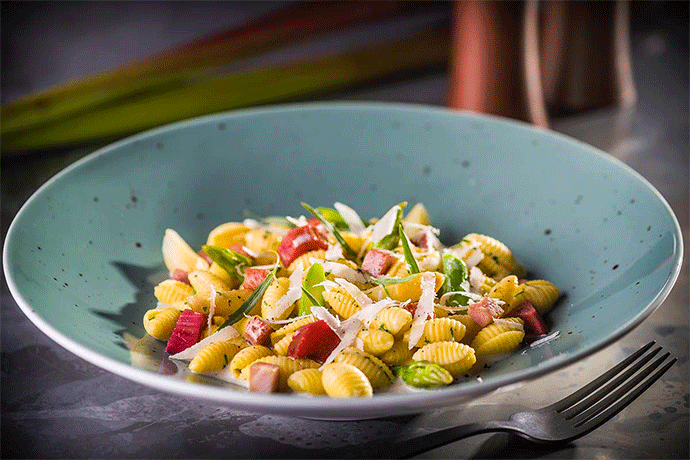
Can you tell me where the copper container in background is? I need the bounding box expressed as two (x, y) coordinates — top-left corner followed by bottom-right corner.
(540, 0), (637, 113)
(445, 0), (548, 128)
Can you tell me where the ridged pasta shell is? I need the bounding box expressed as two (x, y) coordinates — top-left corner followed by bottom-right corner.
(334, 348), (394, 389)
(321, 363), (373, 397)
(412, 341), (476, 377)
(153, 279), (194, 306)
(206, 222), (251, 248)
(287, 368), (325, 395)
(229, 345), (273, 377)
(323, 286), (360, 319)
(471, 318), (525, 357)
(189, 341), (241, 373)
(356, 329), (395, 356)
(143, 308), (180, 340)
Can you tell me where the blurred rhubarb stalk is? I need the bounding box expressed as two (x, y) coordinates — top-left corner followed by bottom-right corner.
(1, 2), (447, 152)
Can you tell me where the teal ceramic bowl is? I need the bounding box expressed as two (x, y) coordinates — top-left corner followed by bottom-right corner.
(4, 103), (683, 418)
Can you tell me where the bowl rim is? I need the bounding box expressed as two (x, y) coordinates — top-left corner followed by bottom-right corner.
(3, 101), (684, 417)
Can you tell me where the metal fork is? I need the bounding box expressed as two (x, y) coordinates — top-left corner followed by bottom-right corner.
(389, 341), (676, 458)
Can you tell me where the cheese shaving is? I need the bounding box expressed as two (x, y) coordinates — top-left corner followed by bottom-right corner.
(469, 266), (486, 292)
(286, 215), (308, 227)
(310, 306), (342, 335)
(155, 301), (176, 310)
(334, 202), (366, 235)
(320, 316), (362, 369)
(242, 218), (264, 229)
(170, 326), (239, 361)
(408, 272), (437, 349)
(371, 204), (401, 243)
(493, 318), (525, 331)
(334, 277), (372, 308)
(325, 243), (344, 261)
(352, 298), (396, 327)
(312, 260), (368, 284)
(240, 245), (259, 258)
(268, 265), (304, 320)
(207, 286), (217, 332)
(530, 330), (560, 347)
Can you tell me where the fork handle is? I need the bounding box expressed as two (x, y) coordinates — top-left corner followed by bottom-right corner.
(385, 420), (518, 458)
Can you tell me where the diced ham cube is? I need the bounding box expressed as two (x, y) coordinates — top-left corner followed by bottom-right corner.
(197, 250), (213, 265)
(170, 269), (190, 284)
(403, 302), (434, 320)
(277, 225), (328, 268)
(509, 301), (548, 335)
(468, 297), (504, 327)
(230, 244), (252, 259)
(243, 267), (270, 290)
(165, 310), (205, 354)
(249, 362), (280, 393)
(361, 248), (397, 277)
(244, 316), (274, 346)
(410, 232), (429, 250)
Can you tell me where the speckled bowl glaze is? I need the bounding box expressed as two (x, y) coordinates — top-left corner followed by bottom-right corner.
(4, 103), (683, 419)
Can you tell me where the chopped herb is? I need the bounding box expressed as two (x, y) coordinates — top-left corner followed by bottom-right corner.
(370, 274), (418, 286)
(218, 268), (277, 329)
(202, 245), (253, 280)
(398, 223), (420, 274)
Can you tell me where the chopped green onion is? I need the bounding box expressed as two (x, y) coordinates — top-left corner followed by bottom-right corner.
(398, 223), (420, 274)
(301, 202), (357, 256)
(372, 202), (406, 250)
(218, 268), (276, 329)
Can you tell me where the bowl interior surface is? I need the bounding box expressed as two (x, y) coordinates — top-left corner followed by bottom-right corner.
(4, 103), (682, 418)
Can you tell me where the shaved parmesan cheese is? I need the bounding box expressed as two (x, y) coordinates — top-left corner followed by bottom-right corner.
(464, 248), (484, 268)
(240, 245), (259, 258)
(408, 272), (437, 349)
(334, 278), (372, 308)
(371, 204), (402, 243)
(352, 298), (396, 327)
(469, 266), (486, 292)
(242, 219), (263, 229)
(530, 330), (560, 348)
(156, 301), (177, 310)
(493, 318), (525, 331)
(268, 265), (304, 320)
(320, 316), (362, 369)
(170, 326), (239, 361)
(325, 243), (345, 261)
(310, 306), (342, 334)
(207, 286), (217, 332)
(318, 261), (368, 284)
(286, 215), (308, 227)
(334, 202), (366, 235)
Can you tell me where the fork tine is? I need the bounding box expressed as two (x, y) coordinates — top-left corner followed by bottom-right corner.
(573, 354), (677, 432)
(551, 341), (656, 412)
(559, 344), (663, 419)
(569, 351), (671, 424)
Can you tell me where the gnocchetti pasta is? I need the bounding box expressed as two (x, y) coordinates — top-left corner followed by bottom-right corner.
(144, 202), (560, 397)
